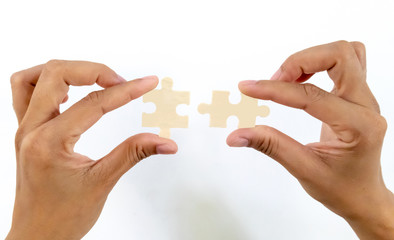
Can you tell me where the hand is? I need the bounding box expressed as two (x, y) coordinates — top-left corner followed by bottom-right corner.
(227, 41), (394, 239)
(7, 60), (178, 240)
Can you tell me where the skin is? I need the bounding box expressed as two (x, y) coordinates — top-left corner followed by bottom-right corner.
(6, 41), (394, 239)
(7, 61), (178, 240)
(227, 41), (394, 239)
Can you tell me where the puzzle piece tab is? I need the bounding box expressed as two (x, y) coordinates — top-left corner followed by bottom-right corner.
(142, 77), (190, 138)
(198, 91), (269, 128)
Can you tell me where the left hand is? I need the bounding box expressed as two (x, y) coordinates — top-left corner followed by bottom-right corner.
(7, 60), (177, 240)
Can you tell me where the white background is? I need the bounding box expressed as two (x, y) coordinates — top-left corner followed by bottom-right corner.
(1, 0), (394, 239)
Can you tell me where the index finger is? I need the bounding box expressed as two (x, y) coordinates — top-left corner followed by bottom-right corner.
(239, 80), (364, 143)
(51, 76), (159, 148)
(22, 60), (126, 130)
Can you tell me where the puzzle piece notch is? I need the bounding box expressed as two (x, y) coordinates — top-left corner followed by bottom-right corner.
(198, 91), (269, 128)
(142, 77), (190, 138)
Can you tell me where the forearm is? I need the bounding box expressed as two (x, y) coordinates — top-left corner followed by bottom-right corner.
(345, 190), (394, 240)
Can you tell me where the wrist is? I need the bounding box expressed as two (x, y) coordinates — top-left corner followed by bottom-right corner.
(344, 189), (394, 239)
(6, 216), (78, 240)
(6, 227), (76, 240)
(6, 225), (65, 240)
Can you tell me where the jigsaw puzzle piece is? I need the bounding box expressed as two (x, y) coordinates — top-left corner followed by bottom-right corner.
(142, 77), (190, 138)
(198, 91), (232, 128)
(236, 94), (269, 128)
(198, 91), (269, 128)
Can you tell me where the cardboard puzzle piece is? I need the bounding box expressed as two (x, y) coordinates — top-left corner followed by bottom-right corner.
(198, 91), (270, 128)
(142, 77), (190, 138)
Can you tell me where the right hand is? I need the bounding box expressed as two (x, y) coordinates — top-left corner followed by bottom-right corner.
(227, 41), (394, 239)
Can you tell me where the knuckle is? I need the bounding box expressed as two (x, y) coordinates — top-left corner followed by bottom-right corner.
(351, 41), (366, 54)
(335, 40), (352, 49)
(18, 130), (47, 159)
(280, 52), (303, 78)
(14, 126), (27, 151)
(17, 127), (60, 165)
(126, 142), (150, 167)
(20, 132), (38, 152)
(335, 40), (350, 45)
(286, 52), (298, 63)
(101, 64), (120, 84)
(334, 40), (357, 60)
(95, 62), (117, 79)
(301, 83), (326, 103)
(371, 96), (381, 114)
(359, 111), (387, 144)
(44, 59), (66, 73)
(10, 71), (24, 87)
(374, 115), (388, 137)
(84, 90), (104, 104)
(350, 41), (367, 70)
(82, 90), (108, 114)
(252, 126), (279, 159)
(282, 54), (297, 71)
(97, 63), (111, 72)
(15, 125), (65, 167)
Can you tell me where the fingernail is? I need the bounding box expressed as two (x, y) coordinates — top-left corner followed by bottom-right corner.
(239, 80), (258, 86)
(142, 75), (157, 80)
(270, 68), (282, 80)
(229, 137), (249, 147)
(117, 74), (127, 83)
(156, 143), (177, 154)
(138, 75), (158, 83)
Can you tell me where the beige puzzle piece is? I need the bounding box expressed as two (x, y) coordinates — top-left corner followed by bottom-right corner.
(198, 91), (270, 128)
(142, 77), (190, 138)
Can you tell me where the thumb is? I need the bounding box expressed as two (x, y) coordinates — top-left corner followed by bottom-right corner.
(93, 133), (177, 185)
(227, 125), (320, 180)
